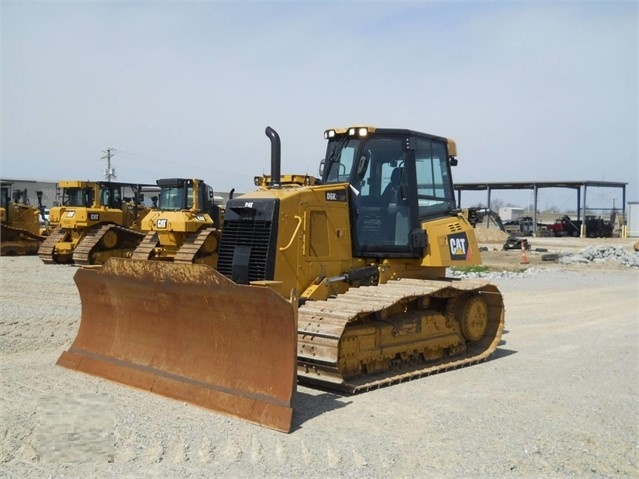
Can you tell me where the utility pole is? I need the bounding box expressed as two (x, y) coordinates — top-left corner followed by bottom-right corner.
(102, 148), (117, 182)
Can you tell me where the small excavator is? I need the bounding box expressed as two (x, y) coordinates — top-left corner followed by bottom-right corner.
(59, 126), (505, 433)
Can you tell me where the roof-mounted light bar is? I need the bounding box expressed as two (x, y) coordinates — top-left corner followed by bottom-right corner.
(324, 128), (348, 139)
(348, 127), (370, 137)
(324, 126), (376, 139)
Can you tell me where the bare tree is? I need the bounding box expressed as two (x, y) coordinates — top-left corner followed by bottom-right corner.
(490, 198), (504, 212)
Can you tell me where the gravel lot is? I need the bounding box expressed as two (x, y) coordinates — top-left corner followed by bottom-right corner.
(1, 237), (637, 478)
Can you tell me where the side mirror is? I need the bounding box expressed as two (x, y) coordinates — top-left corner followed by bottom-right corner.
(318, 159), (326, 177)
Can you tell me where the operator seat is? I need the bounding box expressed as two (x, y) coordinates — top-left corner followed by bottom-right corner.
(381, 167), (403, 204)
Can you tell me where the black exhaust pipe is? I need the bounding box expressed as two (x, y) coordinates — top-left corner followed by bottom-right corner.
(265, 126), (281, 188)
(36, 191), (46, 222)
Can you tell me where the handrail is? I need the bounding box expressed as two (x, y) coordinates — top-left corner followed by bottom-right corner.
(279, 215), (302, 251)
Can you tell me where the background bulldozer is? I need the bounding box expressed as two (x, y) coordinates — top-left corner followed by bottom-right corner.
(60, 126), (505, 433)
(39, 180), (152, 265)
(1, 185), (47, 255)
(131, 178), (222, 266)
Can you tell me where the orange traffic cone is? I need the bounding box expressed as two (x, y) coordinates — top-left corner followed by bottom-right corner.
(521, 240), (529, 265)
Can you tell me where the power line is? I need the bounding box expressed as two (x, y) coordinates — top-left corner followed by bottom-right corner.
(101, 148), (117, 182)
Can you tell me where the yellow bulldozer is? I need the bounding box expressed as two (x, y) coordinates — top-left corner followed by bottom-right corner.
(131, 178), (222, 266)
(1, 185), (47, 255)
(39, 180), (152, 265)
(58, 126), (505, 433)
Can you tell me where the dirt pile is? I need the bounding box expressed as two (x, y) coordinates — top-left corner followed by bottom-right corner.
(473, 226), (509, 243)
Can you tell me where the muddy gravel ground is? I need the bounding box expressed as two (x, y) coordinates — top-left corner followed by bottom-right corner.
(1, 237), (638, 478)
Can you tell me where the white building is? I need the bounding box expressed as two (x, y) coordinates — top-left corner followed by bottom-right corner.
(499, 207), (524, 221)
(627, 201), (639, 237)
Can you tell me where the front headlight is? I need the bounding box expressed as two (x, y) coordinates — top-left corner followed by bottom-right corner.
(324, 129), (336, 139)
(348, 127), (368, 137)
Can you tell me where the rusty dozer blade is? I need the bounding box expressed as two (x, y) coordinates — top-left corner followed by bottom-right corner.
(57, 258), (297, 433)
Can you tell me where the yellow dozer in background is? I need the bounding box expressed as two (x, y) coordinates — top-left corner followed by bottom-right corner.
(131, 178), (222, 266)
(39, 180), (152, 265)
(59, 126), (505, 433)
(1, 186), (47, 255)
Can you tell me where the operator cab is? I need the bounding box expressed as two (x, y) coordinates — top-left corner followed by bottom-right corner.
(61, 186), (95, 207)
(158, 179), (201, 211)
(321, 126), (457, 258)
(156, 178), (219, 223)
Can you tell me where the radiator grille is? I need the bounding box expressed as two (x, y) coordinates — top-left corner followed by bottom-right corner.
(217, 220), (273, 282)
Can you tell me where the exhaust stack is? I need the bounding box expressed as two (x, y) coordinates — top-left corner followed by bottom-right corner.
(265, 126), (281, 188)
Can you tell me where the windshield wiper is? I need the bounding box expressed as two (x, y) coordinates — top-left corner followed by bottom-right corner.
(323, 136), (351, 180)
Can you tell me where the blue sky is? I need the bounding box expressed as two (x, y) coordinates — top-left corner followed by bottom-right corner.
(1, 1), (637, 210)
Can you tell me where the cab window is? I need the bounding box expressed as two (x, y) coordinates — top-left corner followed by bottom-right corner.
(100, 187), (122, 208)
(415, 139), (455, 216)
(65, 188), (94, 207)
(186, 186), (194, 209)
(159, 187), (185, 210)
(325, 142), (357, 183)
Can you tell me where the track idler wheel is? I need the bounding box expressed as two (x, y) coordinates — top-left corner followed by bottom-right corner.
(456, 294), (489, 342)
(200, 232), (218, 254)
(100, 229), (119, 249)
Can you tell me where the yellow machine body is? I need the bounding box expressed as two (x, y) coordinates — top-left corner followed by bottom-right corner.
(132, 178), (220, 266)
(61, 126), (504, 433)
(0, 185), (46, 255)
(39, 180), (152, 264)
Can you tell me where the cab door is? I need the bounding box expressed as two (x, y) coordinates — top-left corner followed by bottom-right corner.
(350, 135), (422, 259)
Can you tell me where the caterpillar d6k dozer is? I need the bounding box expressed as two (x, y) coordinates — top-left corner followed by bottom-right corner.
(39, 180), (152, 265)
(131, 178), (221, 266)
(60, 126), (504, 433)
(1, 186), (46, 255)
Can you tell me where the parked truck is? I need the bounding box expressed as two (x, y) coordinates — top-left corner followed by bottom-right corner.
(546, 215), (613, 238)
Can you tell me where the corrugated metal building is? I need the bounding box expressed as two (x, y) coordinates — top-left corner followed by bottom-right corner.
(1, 179), (57, 208)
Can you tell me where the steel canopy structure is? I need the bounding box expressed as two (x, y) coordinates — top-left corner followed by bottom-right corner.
(454, 180), (628, 237)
